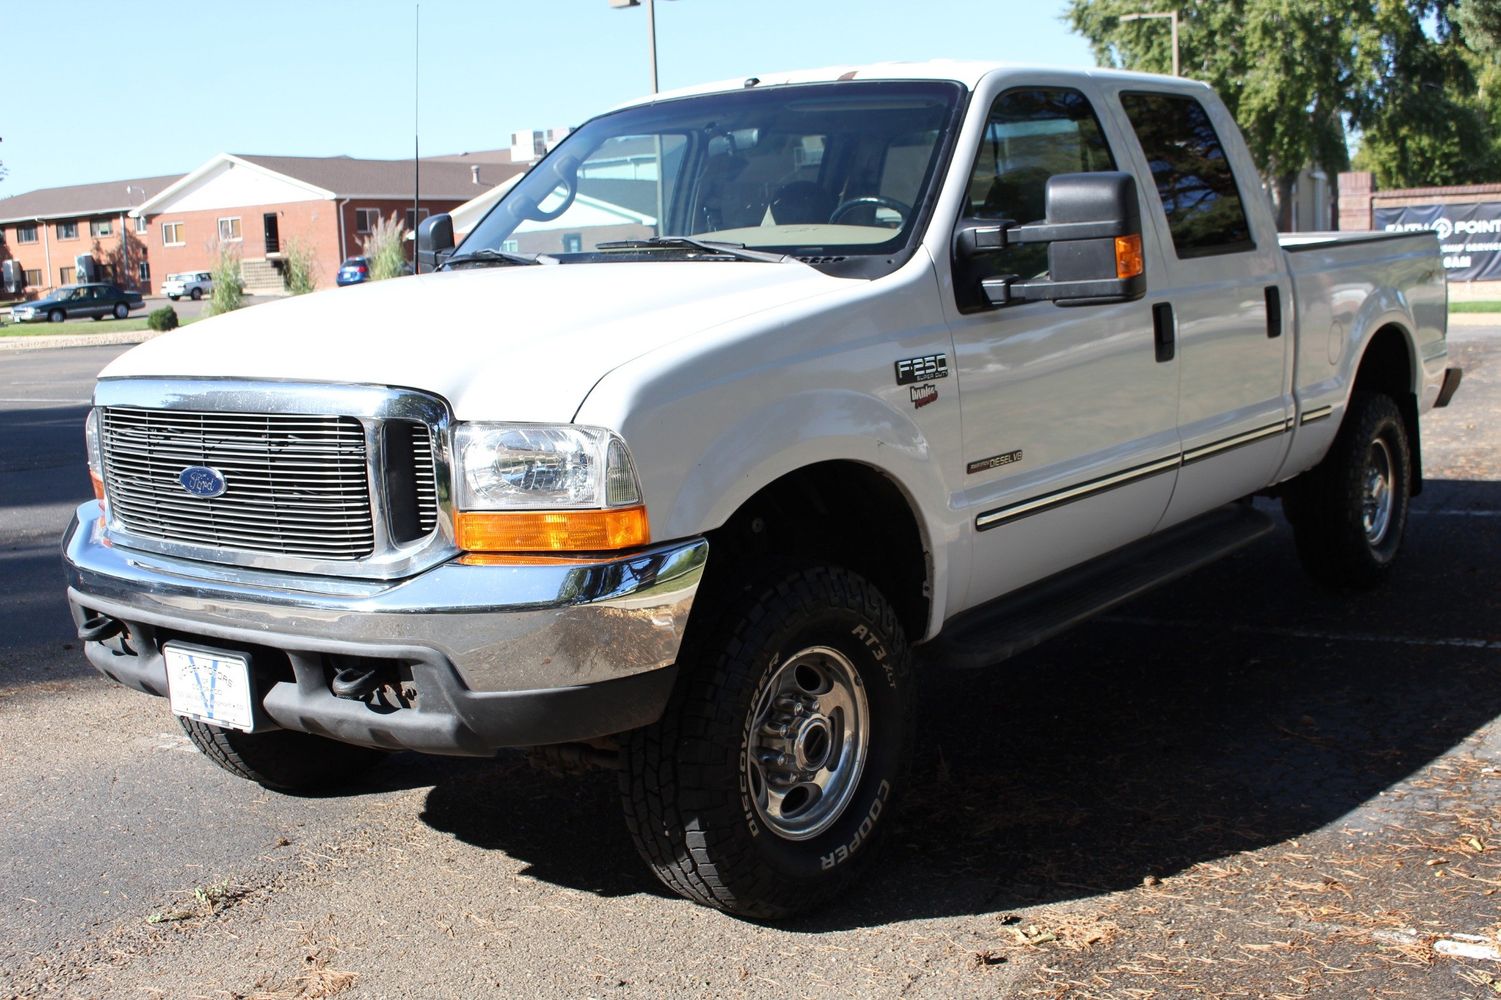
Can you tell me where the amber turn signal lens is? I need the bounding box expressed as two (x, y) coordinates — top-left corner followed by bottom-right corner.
(90, 470), (106, 504)
(1115, 234), (1144, 279)
(455, 506), (650, 553)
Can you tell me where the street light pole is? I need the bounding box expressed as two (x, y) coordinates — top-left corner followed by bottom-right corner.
(608, 0), (675, 94)
(1120, 10), (1179, 77)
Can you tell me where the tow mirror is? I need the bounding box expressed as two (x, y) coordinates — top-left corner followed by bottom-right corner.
(954, 171), (1146, 308)
(416, 213), (455, 272)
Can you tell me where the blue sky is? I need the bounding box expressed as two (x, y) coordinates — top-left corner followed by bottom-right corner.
(0, 0), (1097, 196)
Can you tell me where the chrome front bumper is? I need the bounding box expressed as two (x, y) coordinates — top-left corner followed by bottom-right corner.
(62, 501), (707, 754)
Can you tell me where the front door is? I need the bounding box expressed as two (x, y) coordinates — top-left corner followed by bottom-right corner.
(263, 213), (281, 256)
(945, 81), (1182, 606)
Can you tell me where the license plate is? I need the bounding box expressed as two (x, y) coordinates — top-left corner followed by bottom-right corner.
(165, 642), (255, 732)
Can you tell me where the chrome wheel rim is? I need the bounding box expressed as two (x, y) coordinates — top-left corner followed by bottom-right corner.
(1363, 437), (1395, 545)
(746, 645), (869, 841)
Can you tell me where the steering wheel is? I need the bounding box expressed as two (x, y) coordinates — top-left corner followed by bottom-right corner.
(828, 196), (912, 227)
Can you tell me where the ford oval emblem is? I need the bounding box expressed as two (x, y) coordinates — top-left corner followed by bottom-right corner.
(179, 465), (228, 498)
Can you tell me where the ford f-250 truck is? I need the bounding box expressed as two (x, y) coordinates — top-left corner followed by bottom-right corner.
(63, 61), (1463, 919)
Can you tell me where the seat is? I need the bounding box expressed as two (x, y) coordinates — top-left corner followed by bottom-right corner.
(769, 181), (836, 224)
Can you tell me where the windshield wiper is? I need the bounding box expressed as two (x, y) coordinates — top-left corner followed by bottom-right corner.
(594, 237), (790, 263)
(442, 248), (555, 268)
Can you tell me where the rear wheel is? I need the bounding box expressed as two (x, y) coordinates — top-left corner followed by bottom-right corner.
(620, 563), (913, 918)
(179, 717), (387, 792)
(113, 303), (128, 319)
(190, 287), (203, 301)
(1284, 391), (1412, 588)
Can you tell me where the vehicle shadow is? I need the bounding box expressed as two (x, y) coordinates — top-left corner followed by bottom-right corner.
(418, 479), (1501, 927)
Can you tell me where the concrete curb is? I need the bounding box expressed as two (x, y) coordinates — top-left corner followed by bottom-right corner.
(0, 329), (164, 352)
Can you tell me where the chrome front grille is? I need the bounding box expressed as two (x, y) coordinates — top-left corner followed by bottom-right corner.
(101, 407), (376, 559)
(411, 424), (438, 536)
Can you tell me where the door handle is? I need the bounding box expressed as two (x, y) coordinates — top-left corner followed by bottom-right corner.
(1265, 286), (1282, 338)
(1152, 302), (1175, 363)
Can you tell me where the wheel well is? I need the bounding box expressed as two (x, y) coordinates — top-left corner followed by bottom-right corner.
(702, 462), (931, 640)
(1352, 324), (1422, 494)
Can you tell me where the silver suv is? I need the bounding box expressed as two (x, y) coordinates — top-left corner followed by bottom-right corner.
(162, 271), (213, 301)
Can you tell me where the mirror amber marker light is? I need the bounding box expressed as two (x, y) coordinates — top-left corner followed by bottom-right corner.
(1116, 234), (1145, 279)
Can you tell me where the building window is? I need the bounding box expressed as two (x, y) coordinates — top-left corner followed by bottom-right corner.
(59, 266), (75, 284)
(217, 217), (242, 242)
(90, 218), (113, 237)
(355, 208), (381, 234)
(23, 269), (41, 287)
(562, 233), (583, 253)
(404, 208), (430, 231)
(162, 222), (185, 246)
(57, 221), (79, 240)
(138, 262), (151, 281)
(0, 227), (5, 244)
(17, 224), (37, 244)
(134, 215), (148, 234)
(501, 239), (520, 253)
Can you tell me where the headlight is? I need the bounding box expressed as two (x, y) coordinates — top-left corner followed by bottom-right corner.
(452, 423), (649, 554)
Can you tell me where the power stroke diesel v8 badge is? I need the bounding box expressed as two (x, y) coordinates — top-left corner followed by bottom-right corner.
(894, 353), (948, 386)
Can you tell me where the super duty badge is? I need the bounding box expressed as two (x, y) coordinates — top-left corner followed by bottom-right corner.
(895, 353), (949, 385)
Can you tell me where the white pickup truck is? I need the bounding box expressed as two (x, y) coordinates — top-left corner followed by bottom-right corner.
(64, 61), (1462, 919)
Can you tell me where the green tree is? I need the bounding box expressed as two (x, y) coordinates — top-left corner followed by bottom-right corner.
(1065, 0), (1497, 218)
(209, 243), (244, 315)
(360, 213), (409, 281)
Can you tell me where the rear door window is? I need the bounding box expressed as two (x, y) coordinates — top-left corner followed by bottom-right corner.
(1119, 92), (1254, 258)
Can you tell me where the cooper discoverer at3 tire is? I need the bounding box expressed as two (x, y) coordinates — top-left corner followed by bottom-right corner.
(620, 563), (914, 919)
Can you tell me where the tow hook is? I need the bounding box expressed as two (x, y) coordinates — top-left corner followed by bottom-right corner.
(330, 664), (384, 700)
(78, 614), (124, 643)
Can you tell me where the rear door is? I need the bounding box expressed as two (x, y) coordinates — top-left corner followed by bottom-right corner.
(943, 78), (1182, 605)
(1106, 87), (1293, 527)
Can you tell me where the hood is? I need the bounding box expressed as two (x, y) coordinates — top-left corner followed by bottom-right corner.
(101, 261), (846, 423)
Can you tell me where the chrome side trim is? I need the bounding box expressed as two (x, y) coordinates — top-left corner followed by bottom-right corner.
(64, 501), (708, 692)
(975, 417), (1299, 531)
(975, 454), (1181, 531)
(1181, 420), (1288, 465)
(1300, 404), (1335, 425)
(93, 378), (456, 580)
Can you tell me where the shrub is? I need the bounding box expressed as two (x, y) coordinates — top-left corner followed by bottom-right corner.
(282, 235), (318, 295)
(361, 213), (409, 281)
(209, 244), (244, 315)
(147, 306), (179, 332)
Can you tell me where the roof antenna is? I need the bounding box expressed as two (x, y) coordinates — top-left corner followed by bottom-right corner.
(413, 2), (421, 274)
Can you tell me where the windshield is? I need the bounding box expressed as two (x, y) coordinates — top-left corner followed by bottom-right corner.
(460, 81), (965, 265)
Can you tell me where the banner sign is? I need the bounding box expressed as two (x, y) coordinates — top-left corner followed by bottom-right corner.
(1374, 201), (1501, 282)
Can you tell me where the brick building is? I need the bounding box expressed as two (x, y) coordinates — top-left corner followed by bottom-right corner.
(0, 174), (179, 295)
(132, 152), (524, 294)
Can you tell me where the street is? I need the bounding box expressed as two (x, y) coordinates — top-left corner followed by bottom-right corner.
(2, 331), (1499, 999)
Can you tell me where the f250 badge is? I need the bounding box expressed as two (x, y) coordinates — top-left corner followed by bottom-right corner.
(894, 353), (948, 385)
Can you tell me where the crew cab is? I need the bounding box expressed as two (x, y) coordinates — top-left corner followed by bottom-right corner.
(63, 61), (1461, 919)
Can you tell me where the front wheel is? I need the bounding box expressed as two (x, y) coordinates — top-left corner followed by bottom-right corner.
(620, 564), (913, 918)
(48, 309), (64, 323)
(179, 717), (387, 792)
(1284, 391), (1412, 588)
(190, 288), (203, 301)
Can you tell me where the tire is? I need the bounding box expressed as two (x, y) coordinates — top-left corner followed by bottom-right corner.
(48, 309), (64, 323)
(179, 717), (387, 792)
(91, 315), (103, 321)
(113, 303), (128, 319)
(168, 295), (180, 301)
(620, 563), (913, 918)
(1284, 391), (1412, 589)
(190, 288), (203, 301)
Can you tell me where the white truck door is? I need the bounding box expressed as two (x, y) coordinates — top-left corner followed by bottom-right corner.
(943, 82), (1181, 606)
(1108, 87), (1294, 528)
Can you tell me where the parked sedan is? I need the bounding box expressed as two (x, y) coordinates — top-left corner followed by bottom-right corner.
(336, 257), (372, 286)
(8, 283), (146, 323)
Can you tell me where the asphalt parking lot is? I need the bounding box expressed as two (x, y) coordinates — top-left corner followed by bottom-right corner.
(1, 328), (1498, 999)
